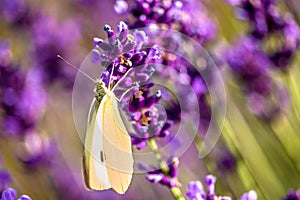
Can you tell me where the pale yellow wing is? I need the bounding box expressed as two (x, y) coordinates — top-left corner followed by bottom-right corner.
(101, 95), (134, 194)
(83, 97), (112, 190)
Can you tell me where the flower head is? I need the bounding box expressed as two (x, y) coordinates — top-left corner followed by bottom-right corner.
(145, 157), (180, 188)
(127, 0), (216, 44)
(282, 189), (300, 200)
(240, 190), (257, 200)
(186, 175), (231, 200)
(31, 15), (82, 88)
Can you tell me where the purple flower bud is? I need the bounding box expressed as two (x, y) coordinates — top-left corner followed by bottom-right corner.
(114, 0), (128, 14)
(281, 188), (300, 200)
(148, 45), (161, 60)
(123, 42), (136, 52)
(186, 181), (205, 200)
(91, 49), (101, 63)
(225, 0), (241, 6)
(205, 175), (216, 195)
(240, 190), (257, 200)
(104, 24), (117, 44)
(1, 188), (17, 200)
(146, 173), (164, 183)
(117, 21), (128, 42)
(18, 195), (32, 200)
(0, 170), (11, 191)
(168, 157), (179, 178)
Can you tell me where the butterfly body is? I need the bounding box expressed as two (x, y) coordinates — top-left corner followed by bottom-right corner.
(83, 79), (134, 194)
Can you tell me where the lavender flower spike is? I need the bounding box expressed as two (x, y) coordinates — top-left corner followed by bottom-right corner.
(240, 190), (257, 200)
(186, 175), (231, 200)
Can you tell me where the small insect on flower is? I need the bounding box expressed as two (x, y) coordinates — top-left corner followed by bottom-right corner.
(58, 55), (136, 194)
(82, 70), (135, 194)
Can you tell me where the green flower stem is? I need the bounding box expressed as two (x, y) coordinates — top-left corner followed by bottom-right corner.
(222, 119), (266, 199)
(283, 71), (300, 124)
(226, 102), (286, 199)
(147, 138), (186, 200)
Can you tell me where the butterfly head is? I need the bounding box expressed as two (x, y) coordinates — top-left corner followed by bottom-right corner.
(94, 80), (113, 102)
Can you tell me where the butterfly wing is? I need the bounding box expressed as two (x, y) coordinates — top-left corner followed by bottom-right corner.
(101, 95), (134, 194)
(83, 97), (112, 190)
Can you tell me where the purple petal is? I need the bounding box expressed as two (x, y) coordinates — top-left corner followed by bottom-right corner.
(205, 175), (216, 195)
(146, 173), (163, 183)
(114, 0), (128, 14)
(1, 188), (17, 200)
(240, 190), (257, 200)
(18, 195), (32, 200)
(91, 49), (101, 63)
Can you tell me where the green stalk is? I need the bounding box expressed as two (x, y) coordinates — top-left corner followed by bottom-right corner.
(147, 138), (186, 200)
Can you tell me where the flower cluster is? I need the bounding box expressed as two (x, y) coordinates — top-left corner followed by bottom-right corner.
(226, 0), (300, 71)
(31, 15), (82, 88)
(0, 41), (45, 136)
(118, 0), (219, 137)
(186, 175), (231, 200)
(282, 189), (300, 200)
(186, 175), (257, 200)
(144, 157), (180, 188)
(124, 0), (216, 43)
(92, 21), (159, 86)
(0, 40), (56, 168)
(128, 83), (172, 149)
(92, 21), (171, 149)
(94, 21), (183, 193)
(0, 188), (31, 200)
(0, 0), (33, 26)
(0, 157), (31, 200)
(224, 0), (299, 119)
(0, 159), (11, 192)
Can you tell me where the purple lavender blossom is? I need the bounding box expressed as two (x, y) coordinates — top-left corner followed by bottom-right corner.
(225, 36), (290, 119)
(122, 0), (217, 139)
(186, 175), (231, 200)
(216, 147), (237, 172)
(226, 0), (300, 71)
(145, 157), (180, 188)
(0, 41), (46, 136)
(0, 170), (11, 192)
(31, 15), (82, 88)
(240, 190), (257, 200)
(114, 0), (128, 14)
(92, 21), (159, 87)
(0, 188), (31, 200)
(0, 0), (32, 26)
(17, 132), (57, 168)
(127, 0), (216, 44)
(282, 189), (300, 200)
(93, 21), (169, 150)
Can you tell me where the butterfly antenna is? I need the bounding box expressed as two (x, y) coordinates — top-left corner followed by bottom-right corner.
(57, 55), (96, 83)
(111, 68), (133, 92)
(116, 85), (139, 102)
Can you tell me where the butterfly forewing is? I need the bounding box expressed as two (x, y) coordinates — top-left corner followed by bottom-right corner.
(83, 97), (112, 191)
